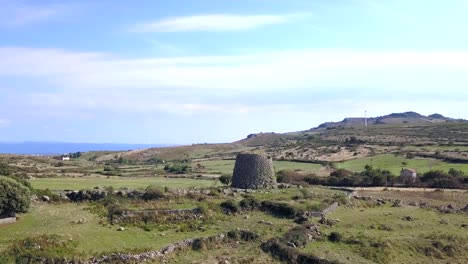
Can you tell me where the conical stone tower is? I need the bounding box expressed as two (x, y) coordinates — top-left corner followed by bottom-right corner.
(231, 153), (276, 189)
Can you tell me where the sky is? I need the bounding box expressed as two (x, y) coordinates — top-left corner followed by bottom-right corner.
(0, 0), (467, 144)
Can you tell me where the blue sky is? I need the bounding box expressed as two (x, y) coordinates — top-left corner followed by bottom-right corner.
(0, 0), (467, 144)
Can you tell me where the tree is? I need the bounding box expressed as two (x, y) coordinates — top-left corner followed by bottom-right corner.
(219, 175), (232, 186)
(0, 176), (31, 217)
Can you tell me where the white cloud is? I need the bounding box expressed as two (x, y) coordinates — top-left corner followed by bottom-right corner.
(131, 14), (297, 32)
(0, 1), (67, 27)
(1, 47), (468, 117)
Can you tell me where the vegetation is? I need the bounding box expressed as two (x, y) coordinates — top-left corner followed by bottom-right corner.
(0, 176), (31, 217)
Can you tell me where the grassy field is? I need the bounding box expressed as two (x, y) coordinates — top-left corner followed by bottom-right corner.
(0, 194), (298, 258)
(336, 154), (468, 175)
(194, 159), (324, 175)
(30, 176), (219, 191)
(304, 202), (468, 263)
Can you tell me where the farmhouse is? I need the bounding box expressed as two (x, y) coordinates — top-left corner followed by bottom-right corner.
(399, 168), (417, 184)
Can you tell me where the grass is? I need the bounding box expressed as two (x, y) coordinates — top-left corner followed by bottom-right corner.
(0, 202), (294, 258)
(195, 159), (324, 175)
(336, 154), (468, 175)
(29, 176), (219, 191)
(302, 192), (468, 264)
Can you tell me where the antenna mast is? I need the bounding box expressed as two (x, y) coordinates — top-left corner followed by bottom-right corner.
(365, 110), (368, 127)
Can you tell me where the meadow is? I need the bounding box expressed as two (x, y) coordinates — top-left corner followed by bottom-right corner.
(29, 176), (218, 191)
(335, 154), (468, 175)
(303, 192), (468, 264)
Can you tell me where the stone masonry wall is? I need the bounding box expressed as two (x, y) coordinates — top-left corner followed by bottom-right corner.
(232, 153), (276, 189)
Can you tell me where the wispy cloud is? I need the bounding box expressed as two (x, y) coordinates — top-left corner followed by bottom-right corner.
(0, 1), (68, 27)
(131, 14), (299, 32)
(0, 119), (11, 128)
(1, 47), (468, 118)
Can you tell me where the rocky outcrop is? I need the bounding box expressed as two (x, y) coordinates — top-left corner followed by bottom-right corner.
(232, 153), (276, 189)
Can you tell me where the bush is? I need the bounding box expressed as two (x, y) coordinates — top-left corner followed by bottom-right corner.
(239, 196), (260, 210)
(277, 170), (317, 185)
(260, 201), (297, 218)
(220, 200), (240, 214)
(142, 185), (165, 201)
(281, 226), (310, 247)
(328, 232), (343, 242)
(0, 176), (31, 216)
(219, 174), (232, 186)
(421, 170), (463, 188)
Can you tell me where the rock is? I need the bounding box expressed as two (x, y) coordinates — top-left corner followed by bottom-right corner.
(117, 227), (125, 231)
(243, 215), (250, 219)
(419, 202), (429, 209)
(258, 220), (273, 226)
(287, 242), (297, 248)
(403, 216), (414, 221)
(376, 199), (386, 205)
(41, 195), (50, 202)
(439, 219), (449, 224)
(447, 204), (455, 210)
(392, 200), (402, 207)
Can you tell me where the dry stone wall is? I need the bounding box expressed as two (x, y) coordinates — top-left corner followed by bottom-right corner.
(232, 153), (276, 189)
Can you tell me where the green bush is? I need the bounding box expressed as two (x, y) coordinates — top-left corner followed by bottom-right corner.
(239, 196), (260, 210)
(219, 174), (232, 186)
(0, 176), (31, 216)
(260, 201), (297, 218)
(142, 185), (165, 201)
(328, 232), (343, 242)
(220, 200), (240, 214)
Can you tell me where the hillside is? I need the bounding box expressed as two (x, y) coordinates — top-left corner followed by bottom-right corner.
(314, 111), (465, 130)
(91, 112), (468, 166)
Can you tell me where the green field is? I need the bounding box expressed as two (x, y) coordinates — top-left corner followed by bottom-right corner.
(304, 201), (468, 263)
(336, 154), (468, 175)
(30, 176), (219, 191)
(195, 159), (324, 175)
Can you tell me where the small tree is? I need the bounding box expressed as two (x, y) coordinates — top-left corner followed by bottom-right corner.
(0, 176), (31, 217)
(219, 175), (232, 186)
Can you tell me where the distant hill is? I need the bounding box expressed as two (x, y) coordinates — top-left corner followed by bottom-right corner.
(0, 142), (170, 155)
(313, 112), (465, 130)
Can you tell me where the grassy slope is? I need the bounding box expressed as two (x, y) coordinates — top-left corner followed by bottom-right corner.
(30, 176), (219, 191)
(336, 154), (468, 175)
(0, 202), (295, 257)
(305, 204), (468, 264)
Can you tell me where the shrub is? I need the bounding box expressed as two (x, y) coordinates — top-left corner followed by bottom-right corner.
(260, 201), (297, 218)
(0, 176), (31, 216)
(328, 232), (343, 242)
(191, 238), (207, 251)
(421, 170), (463, 188)
(227, 230), (259, 242)
(281, 226), (309, 247)
(239, 196), (260, 210)
(219, 174), (232, 186)
(0, 162), (14, 176)
(142, 185), (165, 201)
(276, 170), (317, 185)
(220, 200), (240, 214)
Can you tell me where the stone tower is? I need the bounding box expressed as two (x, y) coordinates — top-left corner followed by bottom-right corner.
(231, 153), (276, 189)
